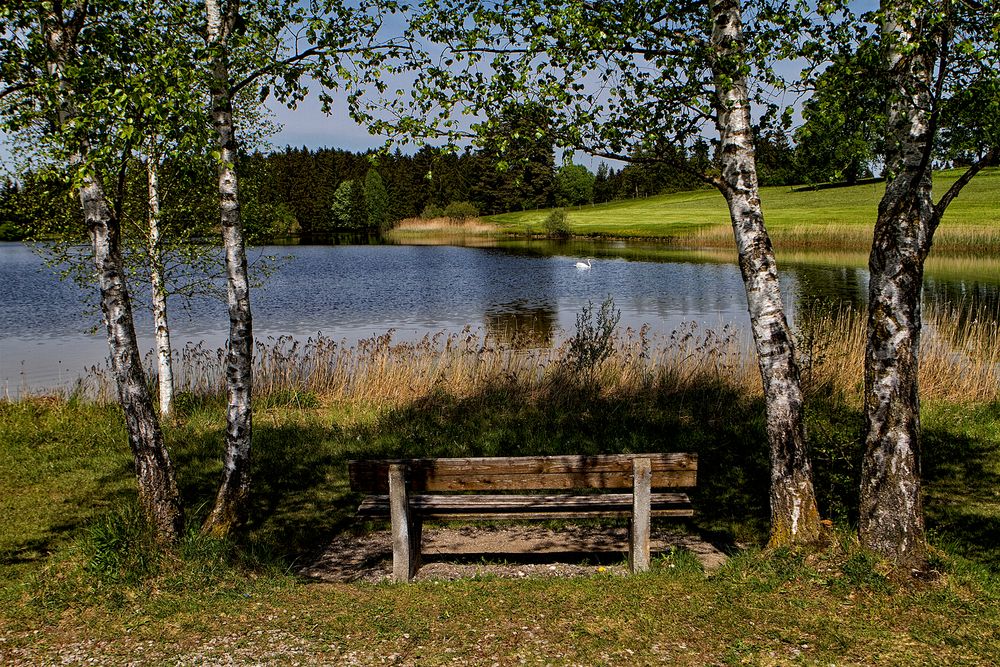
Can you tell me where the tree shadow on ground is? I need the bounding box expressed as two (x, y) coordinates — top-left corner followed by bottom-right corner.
(332, 373), (778, 549)
(923, 402), (1000, 570)
(167, 375), (781, 564)
(168, 413), (359, 561)
(166, 387), (999, 573)
(0, 400), (138, 572)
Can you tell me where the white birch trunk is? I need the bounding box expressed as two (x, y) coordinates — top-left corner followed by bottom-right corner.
(859, 1), (939, 569)
(147, 155), (174, 419)
(708, 0), (820, 545)
(202, 0), (255, 536)
(41, 6), (182, 542)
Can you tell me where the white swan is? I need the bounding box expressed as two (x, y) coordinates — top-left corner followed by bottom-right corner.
(575, 258), (592, 270)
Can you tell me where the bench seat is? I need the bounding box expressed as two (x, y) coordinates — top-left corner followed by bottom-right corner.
(357, 492), (694, 520)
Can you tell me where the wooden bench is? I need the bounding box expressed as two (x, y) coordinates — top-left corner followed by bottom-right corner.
(348, 453), (697, 581)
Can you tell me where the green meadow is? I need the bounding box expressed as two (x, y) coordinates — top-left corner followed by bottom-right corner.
(489, 168), (1000, 253)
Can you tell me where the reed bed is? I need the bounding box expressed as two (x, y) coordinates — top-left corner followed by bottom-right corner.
(158, 323), (757, 409)
(390, 217), (499, 235)
(65, 307), (987, 410)
(674, 222), (1000, 255)
(797, 306), (1000, 403)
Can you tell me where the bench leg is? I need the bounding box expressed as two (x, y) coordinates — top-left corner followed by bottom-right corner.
(630, 457), (651, 573)
(389, 464), (419, 582)
(411, 517), (423, 574)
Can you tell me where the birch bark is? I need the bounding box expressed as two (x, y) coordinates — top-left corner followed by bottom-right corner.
(41, 5), (182, 542)
(202, 0), (255, 536)
(147, 153), (175, 419)
(858, 1), (939, 568)
(708, 0), (820, 545)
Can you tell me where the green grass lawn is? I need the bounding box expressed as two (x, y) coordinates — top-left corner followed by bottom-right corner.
(488, 168), (1000, 252)
(2, 382), (999, 664)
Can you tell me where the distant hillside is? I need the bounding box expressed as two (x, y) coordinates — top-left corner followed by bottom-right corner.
(487, 168), (1000, 253)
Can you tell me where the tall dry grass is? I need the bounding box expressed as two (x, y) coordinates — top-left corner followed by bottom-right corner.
(686, 223), (1000, 255)
(390, 217), (499, 235)
(114, 308), (995, 409)
(797, 306), (1000, 403)
(157, 323), (757, 409)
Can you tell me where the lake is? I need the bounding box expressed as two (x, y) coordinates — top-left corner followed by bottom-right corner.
(1, 239), (997, 395)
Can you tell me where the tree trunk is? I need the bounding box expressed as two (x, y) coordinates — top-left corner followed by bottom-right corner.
(147, 154), (175, 419)
(202, 0), (255, 536)
(42, 5), (182, 543)
(83, 174), (184, 542)
(858, 2), (939, 569)
(708, 0), (821, 546)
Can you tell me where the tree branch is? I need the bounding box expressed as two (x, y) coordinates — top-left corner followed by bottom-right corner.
(112, 140), (134, 224)
(933, 146), (997, 224)
(620, 44), (688, 58)
(228, 41), (404, 97)
(914, 1), (952, 183)
(581, 145), (722, 191)
(0, 82), (33, 100)
(228, 45), (324, 96)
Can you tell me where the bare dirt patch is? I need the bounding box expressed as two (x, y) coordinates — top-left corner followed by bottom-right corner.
(302, 525), (728, 583)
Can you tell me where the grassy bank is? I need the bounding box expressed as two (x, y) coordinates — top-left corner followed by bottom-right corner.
(487, 167), (1000, 253)
(2, 310), (999, 664)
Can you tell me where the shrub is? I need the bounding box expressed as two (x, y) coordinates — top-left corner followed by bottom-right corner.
(544, 208), (571, 238)
(0, 221), (26, 241)
(84, 502), (161, 585)
(566, 297), (621, 375)
(420, 203), (444, 219)
(444, 201), (479, 222)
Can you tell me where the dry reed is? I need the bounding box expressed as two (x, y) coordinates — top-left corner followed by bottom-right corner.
(686, 223), (1000, 255)
(798, 306), (1000, 403)
(139, 308), (997, 409)
(390, 217), (499, 235)
(63, 308), (997, 407)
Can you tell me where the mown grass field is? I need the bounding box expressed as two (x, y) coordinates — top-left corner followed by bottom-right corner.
(2, 313), (999, 664)
(488, 167), (1000, 253)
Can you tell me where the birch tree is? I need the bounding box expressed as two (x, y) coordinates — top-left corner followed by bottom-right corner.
(146, 153), (176, 418)
(196, 0), (408, 535)
(199, 0), (256, 536)
(858, 0), (998, 569)
(382, 0), (822, 545)
(1, 1), (185, 542)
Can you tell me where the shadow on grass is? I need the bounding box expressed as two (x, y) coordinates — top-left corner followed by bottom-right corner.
(923, 402), (1000, 569)
(200, 375), (785, 564)
(0, 400), (137, 571)
(32, 388), (989, 576)
(168, 414), (358, 562)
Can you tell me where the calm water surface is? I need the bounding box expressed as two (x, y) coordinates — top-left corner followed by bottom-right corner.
(2, 240), (997, 394)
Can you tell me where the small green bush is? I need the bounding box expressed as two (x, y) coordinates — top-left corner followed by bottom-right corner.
(444, 201), (479, 222)
(566, 297), (621, 375)
(544, 208), (571, 238)
(420, 203), (445, 219)
(84, 502), (161, 585)
(0, 221), (26, 241)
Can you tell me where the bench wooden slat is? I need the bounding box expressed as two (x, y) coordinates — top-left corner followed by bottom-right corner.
(357, 492), (694, 519)
(348, 453), (697, 493)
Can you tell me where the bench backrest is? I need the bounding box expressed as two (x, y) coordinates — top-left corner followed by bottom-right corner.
(348, 453), (697, 493)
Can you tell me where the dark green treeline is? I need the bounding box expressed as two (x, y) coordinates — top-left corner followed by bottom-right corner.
(1, 130), (810, 243)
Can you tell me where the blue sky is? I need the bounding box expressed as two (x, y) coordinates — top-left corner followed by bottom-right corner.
(266, 95), (383, 153)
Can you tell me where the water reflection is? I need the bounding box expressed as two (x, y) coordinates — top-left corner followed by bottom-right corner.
(2, 238), (997, 394)
(791, 264), (869, 313)
(485, 301), (558, 348)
